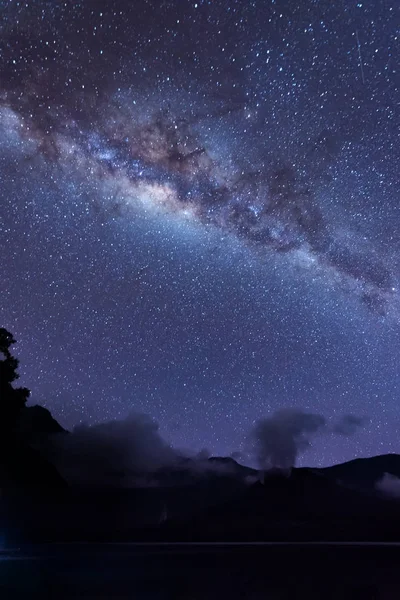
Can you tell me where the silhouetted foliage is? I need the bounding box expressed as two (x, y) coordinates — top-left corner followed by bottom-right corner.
(0, 328), (30, 434)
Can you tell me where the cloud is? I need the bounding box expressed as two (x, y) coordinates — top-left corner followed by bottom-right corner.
(250, 409), (368, 470)
(49, 412), (179, 487)
(333, 414), (368, 436)
(376, 473), (400, 499)
(45, 413), (258, 487)
(250, 408), (326, 470)
(26, 405), (368, 484)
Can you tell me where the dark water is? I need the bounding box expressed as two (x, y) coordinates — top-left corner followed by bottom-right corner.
(1, 543), (400, 599)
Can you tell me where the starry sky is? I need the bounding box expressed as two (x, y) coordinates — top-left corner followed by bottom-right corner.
(0, 0), (399, 466)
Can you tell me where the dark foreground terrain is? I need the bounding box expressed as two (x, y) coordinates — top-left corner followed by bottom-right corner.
(1, 543), (400, 599)
(3, 405), (400, 597)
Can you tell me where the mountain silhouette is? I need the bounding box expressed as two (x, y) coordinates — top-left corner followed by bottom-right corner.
(320, 454), (400, 493)
(2, 403), (400, 543)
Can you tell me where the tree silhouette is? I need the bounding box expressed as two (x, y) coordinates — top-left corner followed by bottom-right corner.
(0, 328), (30, 434)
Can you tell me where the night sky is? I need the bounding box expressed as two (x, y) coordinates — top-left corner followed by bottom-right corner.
(0, 0), (399, 466)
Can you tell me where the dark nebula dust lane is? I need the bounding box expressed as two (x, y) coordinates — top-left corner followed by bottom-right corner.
(0, 0), (399, 464)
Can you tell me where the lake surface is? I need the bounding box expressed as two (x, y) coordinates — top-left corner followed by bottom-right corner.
(1, 542), (400, 598)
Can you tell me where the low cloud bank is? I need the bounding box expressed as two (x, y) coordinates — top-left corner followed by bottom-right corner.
(50, 412), (179, 486)
(48, 413), (253, 486)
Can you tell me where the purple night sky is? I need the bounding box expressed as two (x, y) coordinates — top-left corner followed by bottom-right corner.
(0, 0), (399, 466)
